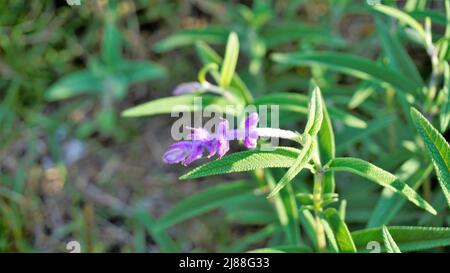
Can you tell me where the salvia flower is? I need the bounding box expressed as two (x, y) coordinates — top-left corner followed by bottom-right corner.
(163, 113), (299, 166)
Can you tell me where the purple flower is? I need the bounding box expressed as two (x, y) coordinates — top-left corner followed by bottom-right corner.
(163, 112), (298, 166)
(172, 82), (203, 96)
(162, 119), (231, 165)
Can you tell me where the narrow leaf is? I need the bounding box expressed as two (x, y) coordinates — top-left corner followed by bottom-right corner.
(304, 86), (323, 136)
(271, 52), (420, 95)
(373, 4), (426, 41)
(220, 32), (239, 88)
(267, 136), (314, 198)
(317, 91), (336, 194)
(375, 18), (423, 87)
(352, 226), (450, 252)
(156, 181), (253, 230)
(327, 157), (437, 215)
(46, 70), (102, 101)
(180, 147), (301, 180)
(382, 225), (401, 253)
(411, 107), (450, 208)
(154, 27), (229, 53)
(121, 94), (234, 117)
(324, 208), (357, 253)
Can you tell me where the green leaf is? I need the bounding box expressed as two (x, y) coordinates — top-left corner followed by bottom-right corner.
(410, 9), (448, 26)
(382, 225), (401, 253)
(195, 41), (253, 103)
(440, 62), (450, 132)
(321, 217), (339, 253)
(46, 70), (102, 101)
(323, 208), (357, 253)
(153, 27), (229, 53)
(304, 86), (323, 136)
(253, 92), (366, 128)
(299, 209), (318, 250)
(134, 207), (177, 252)
(318, 91), (336, 194)
(411, 107), (450, 208)
(348, 85), (374, 110)
(220, 32), (239, 88)
(336, 116), (395, 153)
(156, 181), (253, 230)
(180, 147), (301, 180)
(271, 52), (420, 95)
(373, 4), (426, 41)
(102, 19), (122, 67)
(227, 225), (279, 252)
(326, 157), (437, 215)
(368, 160), (433, 228)
(375, 18), (423, 87)
(267, 136), (314, 198)
(121, 94), (234, 117)
(116, 60), (166, 84)
(265, 170), (300, 244)
(352, 226), (450, 252)
(261, 22), (345, 48)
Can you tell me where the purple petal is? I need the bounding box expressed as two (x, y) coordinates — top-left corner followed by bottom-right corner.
(162, 141), (192, 164)
(244, 112), (259, 148)
(205, 142), (217, 158)
(217, 118), (229, 137)
(187, 127), (211, 141)
(172, 82), (202, 95)
(182, 142), (204, 166)
(216, 138), (229, 158)
(245, 112), (259, 130)
(243, 131), (258, 148)
(215, 118), (230, 157)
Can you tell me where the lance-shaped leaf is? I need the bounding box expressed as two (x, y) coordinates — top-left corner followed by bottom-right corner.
(195, 41), (253, 103)
(368, 161), (433, 228)
(326, 157), (437, 215)
(153, 26), (229, 53)
(253, 92), (366, 128)
(121, 94), (234, 117)
(375, 18), (423, 87)
(304, 87), (323, 136)
(156, 181), (253, 230)
(267, 135), (314, 198)
(440, 62), (450, 132)
(373, 4), (426, 41)
(46, 70), (103, 101)
(220, 32), (239, 88)
(411, 107), (450, 208)
(317, 90), (336, 194)
(324, 208), (357, 253)
(271, 52), (420, 95)
(134, 208), (177, 252)
(180, 147), (301, 180)
(382, 225), (401, 253)
(352, 226), (450, 252)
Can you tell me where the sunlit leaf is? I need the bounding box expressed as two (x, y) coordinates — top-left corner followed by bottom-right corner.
(180, 147), (301, 180)
(382, 225), (401, 253)
(411, 107), (450, 208)
(326, 157), (437, 215)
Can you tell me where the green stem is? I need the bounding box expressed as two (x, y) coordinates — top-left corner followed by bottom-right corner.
(313, 171), (326, 252)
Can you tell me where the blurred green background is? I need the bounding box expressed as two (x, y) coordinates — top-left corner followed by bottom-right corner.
(0, 0), (448, 252)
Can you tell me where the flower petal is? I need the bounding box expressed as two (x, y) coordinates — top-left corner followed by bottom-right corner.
(172, 82), (202, 95)
(182, 142), (204, 166)
(162, 141), (192, 164)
